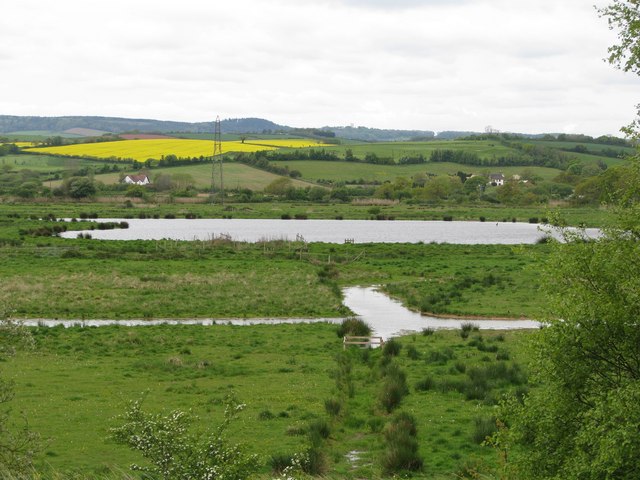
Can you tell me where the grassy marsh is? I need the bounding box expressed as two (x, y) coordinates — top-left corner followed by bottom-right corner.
(8, 323), (534, 478)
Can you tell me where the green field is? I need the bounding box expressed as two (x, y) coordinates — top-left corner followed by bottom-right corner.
(7, 323), (534, 478)
(0, 196), (614, 478)
(46, 163), (315, 191)
(0, 209), (549, 320)
(1, 154), (118, 173)
(293, 140), (518, 160)
(532, 139), (635, 155)
(281, 160), (563, 183)
(0, 202), (613, 226)
(561, 150), (628, 167)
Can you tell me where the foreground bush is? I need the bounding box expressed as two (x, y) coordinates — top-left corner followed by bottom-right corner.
(110, 395), (259, 480)
(379, 362), (409, 412)
(382, 412), (423, 474)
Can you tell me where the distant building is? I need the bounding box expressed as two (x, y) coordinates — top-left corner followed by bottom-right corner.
(123, 174), (150, 186)
(489, 173), (505, 186)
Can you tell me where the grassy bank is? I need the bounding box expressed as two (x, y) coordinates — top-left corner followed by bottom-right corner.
(0, 201), (612, 226)
(8, 323), (534, 478)
(0, 222), (546, 320)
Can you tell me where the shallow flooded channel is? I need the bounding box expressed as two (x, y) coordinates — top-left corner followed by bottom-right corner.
(21, 286), (540, 338)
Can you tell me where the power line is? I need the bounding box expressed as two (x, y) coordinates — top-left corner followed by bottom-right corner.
(210, 116), (223, 204)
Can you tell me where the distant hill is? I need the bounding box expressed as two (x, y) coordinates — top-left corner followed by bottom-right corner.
(0, 115), (288, 135)
(1, 115), (622, 144)
(326, 125), (435, 142)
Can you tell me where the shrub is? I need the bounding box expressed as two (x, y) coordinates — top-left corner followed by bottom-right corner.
(333, 352), (355, 397)
(496, 350), (510, 361)
(324, 398), (342, 417)
(308, 419), (330, 440)
(286, 425), (307, 436)
(422, 327), (435, 336)
(382, 339), (402, 357)
(528, 217), (539, 223)
(379, 363), (409, 412)
(461, 322), (479, 333)
(472, 416), (497, 444)
(344, 416), (365, 429)
(460, 322), (479, 339)
(415, 376), (435, 392)
(382, 412), (423, 474)
(453, 361), (467, 374)
(406, 345), (420, 360)
(479, 216), (486, 222)
(280, 213), (291, 220)
(455, 459), (489, 479)
(368, 417), (385, 433)
(318, 264), (339, 283)
(269, 453), (295, 473)
(426, 348), (455, 364)
(303, 444), (327, 476)
(110, 396), (259, 480)
(258, 410), (275, 420)
(443, 215), (453, 221)
(337, 317), (371, 338)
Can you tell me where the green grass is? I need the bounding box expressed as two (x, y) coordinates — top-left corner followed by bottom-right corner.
(4, 131), (84, 139)
(0, 201), (613, 227)
(283, 160), (562, 183)
(531, 140), (635, 156)
(1, 154), (118, 173)
(561, 151), (629, 167)
(50, 163), (315, 191)
(0, 214), (550, 320)
(0, 239), (346, 319)
(291, 140), (519, 160)
(7, 323), (535, 478)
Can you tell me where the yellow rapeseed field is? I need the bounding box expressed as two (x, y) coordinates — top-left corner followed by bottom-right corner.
(28, 139), (276, 162)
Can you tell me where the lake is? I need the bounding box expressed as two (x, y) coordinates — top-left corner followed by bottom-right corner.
(60, 218), (595, 244)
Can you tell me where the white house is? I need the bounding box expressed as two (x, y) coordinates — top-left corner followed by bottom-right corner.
(123, 174), (150, 186)
(489, 173), (505, 186)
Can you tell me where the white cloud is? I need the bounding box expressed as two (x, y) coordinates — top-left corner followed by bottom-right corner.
(0, 0), (637, 135)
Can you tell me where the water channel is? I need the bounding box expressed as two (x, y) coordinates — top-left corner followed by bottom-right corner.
(21, 286), (540, 338)
(59, 218), (598, 244)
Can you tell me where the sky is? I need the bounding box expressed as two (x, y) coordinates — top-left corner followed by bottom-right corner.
(1, 0), (638, 136)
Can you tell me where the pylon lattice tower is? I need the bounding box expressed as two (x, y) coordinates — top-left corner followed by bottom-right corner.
(210, 116), (223, 204)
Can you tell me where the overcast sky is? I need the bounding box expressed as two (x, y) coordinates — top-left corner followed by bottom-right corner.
(1, 0), (638, 136)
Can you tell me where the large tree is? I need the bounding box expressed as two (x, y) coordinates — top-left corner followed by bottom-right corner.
(493, 3), (640, 478)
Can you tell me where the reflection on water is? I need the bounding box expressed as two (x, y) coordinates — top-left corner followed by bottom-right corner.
(59, 218), (596, 244)
(341, 286), (540, 339)
(21, 287), (539, 339)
